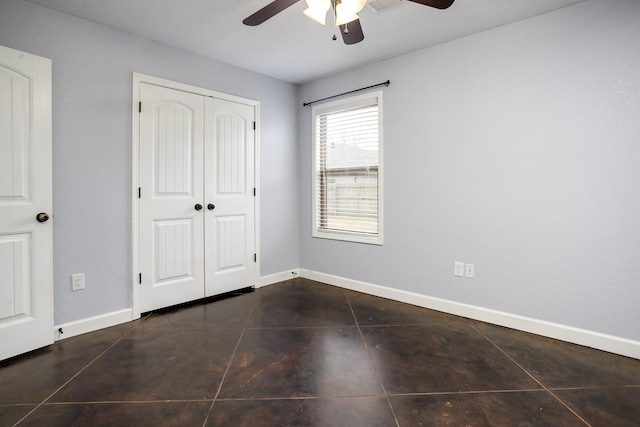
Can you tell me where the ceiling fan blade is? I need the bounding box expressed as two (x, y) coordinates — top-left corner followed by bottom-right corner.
(405, 0), (455, 10)
(243, 0), (301, 26)
(340, 19), (364, 45)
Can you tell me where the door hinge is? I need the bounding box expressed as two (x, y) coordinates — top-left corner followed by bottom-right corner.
(139, 101), (142, 113)
(254, 253), (257, 263)
(138, 187), (141, 199)
(253, 121), (256, 130)
(138, 273), (142, 284)
(253, 187), (256, 197)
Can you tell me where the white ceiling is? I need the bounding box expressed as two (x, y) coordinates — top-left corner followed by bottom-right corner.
(26, 0), (585, 84)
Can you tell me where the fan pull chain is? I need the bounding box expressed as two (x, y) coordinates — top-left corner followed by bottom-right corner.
(332, 0), (338, 40)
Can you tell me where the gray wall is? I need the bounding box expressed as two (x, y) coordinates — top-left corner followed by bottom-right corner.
(0, 0), (300, 325)
(298, 0), (640, 341)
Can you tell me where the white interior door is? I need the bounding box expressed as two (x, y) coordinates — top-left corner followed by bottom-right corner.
(138, 83), (205, 313)
(0, 45), (53, 360)
(204, 97), (256, 296)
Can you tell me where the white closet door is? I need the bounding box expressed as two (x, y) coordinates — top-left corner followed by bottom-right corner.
(0, 45), (53, 360)
(138, 83), (205, 313)
(204, 98), (256, 297)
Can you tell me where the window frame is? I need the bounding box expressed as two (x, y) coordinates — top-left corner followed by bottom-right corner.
(311, 90), (384, 245)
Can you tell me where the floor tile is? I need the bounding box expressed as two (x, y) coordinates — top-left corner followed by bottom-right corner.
(390, 392), (586, 426)
(362, 324), (541, 394)
(219, 327), (383, 398)
(475, 323), (640, 388)
(20, 402), (211, 427)
(49, 328), (242, 402)
(0, 329), (126, 404)
(247, 279), (355, 327)
(0, 405), (36, 426)
(348, 292), (475, 327)
(140, 291), (255, 330)
(207, 397), (397, 427)
(554, 386), (640, 427)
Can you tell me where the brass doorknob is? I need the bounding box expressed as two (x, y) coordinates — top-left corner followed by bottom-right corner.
(36, 212), (50, 223)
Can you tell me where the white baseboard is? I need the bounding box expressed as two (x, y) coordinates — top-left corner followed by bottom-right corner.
(54, 309), (134, 341)
(51, 269), (640, 360)
(53, 272), (299, 341)
(258, 269), (300, 288)
(299, 269), (640, 360)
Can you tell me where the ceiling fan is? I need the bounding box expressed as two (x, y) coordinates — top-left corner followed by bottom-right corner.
(243, 0), (455, 45)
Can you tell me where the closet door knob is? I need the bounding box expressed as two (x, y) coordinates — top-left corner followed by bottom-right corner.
(194, 204), (203, 211)
(207, 204), (215, 210)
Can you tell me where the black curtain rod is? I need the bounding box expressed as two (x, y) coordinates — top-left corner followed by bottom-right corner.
(302, 80), (390, 107)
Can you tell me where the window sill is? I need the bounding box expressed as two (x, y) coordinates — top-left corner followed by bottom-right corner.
(312, 229), (383, 246)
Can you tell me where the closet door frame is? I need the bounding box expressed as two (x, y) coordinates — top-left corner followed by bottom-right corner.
(131, 73), (260, 318)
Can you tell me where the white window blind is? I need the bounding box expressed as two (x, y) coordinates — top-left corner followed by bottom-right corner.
(312, 92), (383, 244)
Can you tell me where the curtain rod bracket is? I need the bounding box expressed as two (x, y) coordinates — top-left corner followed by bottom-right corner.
(303, 80), (390, 107)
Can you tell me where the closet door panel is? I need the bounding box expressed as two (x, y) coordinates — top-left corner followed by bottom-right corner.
(139, 83), (205, 312)
(204, 98), (256, 297)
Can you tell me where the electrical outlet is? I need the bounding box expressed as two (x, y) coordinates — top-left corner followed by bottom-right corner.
(71, 273), (85, 291)
(454, 261), (464, 277)
(465, 264), (475, 279)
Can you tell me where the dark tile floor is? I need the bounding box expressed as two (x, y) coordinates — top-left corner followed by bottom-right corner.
(2, 278), (639, 426)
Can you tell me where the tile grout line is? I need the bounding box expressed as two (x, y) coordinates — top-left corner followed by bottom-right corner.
(346, 295), (401, 427)
(13, 321), (143, 427)
(471, 325), (593, 427)
(548, 384), (640, 391)
(213, 393), (385, 401)
(16, 390), (580, 407)
(203, 388), (561, 402)
(32, 399), (215, 405)
(201, 301), (256, 427)
(244, 325), (332, 330)
(386, 388), (554, 397)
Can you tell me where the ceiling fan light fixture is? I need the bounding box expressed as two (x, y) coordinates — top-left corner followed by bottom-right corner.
(334, 0), (366, 25)
(303, 0), (331, 25)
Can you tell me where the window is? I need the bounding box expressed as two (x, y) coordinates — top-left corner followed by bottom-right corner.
(312, 91), (383, 245)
